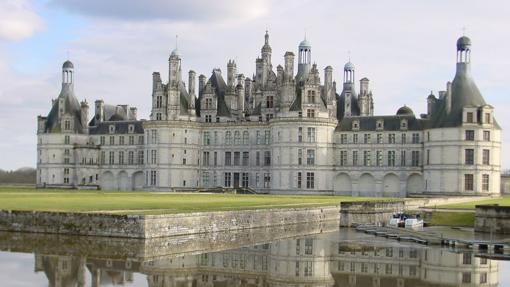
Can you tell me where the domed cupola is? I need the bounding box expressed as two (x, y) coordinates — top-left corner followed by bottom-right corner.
(396, 105), (414, 116)
(297, 36), (312, 80)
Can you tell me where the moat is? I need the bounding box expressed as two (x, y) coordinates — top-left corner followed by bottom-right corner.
(0, 224), (508, 286)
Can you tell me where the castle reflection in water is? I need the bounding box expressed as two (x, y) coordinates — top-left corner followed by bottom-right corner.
(29, 230), (499, 287)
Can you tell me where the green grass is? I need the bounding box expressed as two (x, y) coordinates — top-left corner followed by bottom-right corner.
(428, 211), (475, 227)
(0, 186), (391, 215)
(438, 196), (510, 210)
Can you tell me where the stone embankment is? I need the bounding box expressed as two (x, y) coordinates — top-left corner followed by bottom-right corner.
(0, 206), (339, 238)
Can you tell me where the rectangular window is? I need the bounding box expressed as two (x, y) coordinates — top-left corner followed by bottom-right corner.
(151, 130), (158, 144)
(234, 131), (241, 145)
(467, 112), (474, 123)
(482, 174), (489, 191)
(363, 150), (371, 166)
(483, 130), (491, 141)
(306, 172), (315, 189)
(376, 150), (382, 166)
(305, 239), (313, 255)
(298, 149), (303, 165)
(462, 272), (471, 283)
(233, 151), (240, 166)
(138, 136), (144, 145)
(340, 150), (347, 166)
(242, 152), (249, 166)
(109, 136), (115, 145)
(340, 134), (347, 144)
(151, 150), (157, 164)
(388, 133), (395, 144)
(138, 151), (144, 164)
(109, 151), (114, 165)
(202, 172), (209, 187)
(119, 136), (124, 145)
(401, 133), (407, 144)
(411, 151), (420, 166)
(128, 151), (134, 165)
(353, 151), (358, 166)
(427, 149), (430, 165)
(213, 152), (218, 166)
(465, 149), (474, 165)
(266, 95), (274, 108)
(118, 151), (124, 165)
(264, 131), (271, 144)
(225, 152), (232, 166)
(298, 127), (303, 142)
(306, 149), (315, 166)
(101, 151), (106, 164)
(224, 173), (231, 187)
(203, 132), (210, 145)
(307, 127), (316, 143)
(485, 113), (491, 123)
(256, 131), (261, 145)
(464, 174), (474, 191)
(401, 150), (406, 166)
(412, 133), (420, 143)
(377, 133), (383, 144)
(465, 130), (475, 141)
(388, 151), (395, 166)
(297, 172), (302, 188)
(241, 172), (249, 188)
(353, 134), (358, 144)
(203, 151), (210, 166)
(255, 151), (260, 166)
(242, 131), (249, 145)
(264, 151), (271, 166)
(364, 134), (370, 144)
(480, 273), (487, 284)
(463, 252), (472, 265)
(225, 131), (232, 145)
(264, 173), (271, 188)
(306, 109), (315, 118)
(483, 149), (490, 165)
(129, 135), (134, 145)
(100, 136), (105, 145)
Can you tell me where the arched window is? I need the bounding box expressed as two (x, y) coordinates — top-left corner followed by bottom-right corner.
(225, 131), (232, 145)
(242, 131), (249, 145)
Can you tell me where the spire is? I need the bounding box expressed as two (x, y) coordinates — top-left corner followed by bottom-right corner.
(264, 29), (269, 45)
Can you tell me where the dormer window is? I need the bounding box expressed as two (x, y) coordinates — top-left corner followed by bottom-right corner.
(109, 125), (115, 134)
(128, 125), (134, 133)
(352, 120), (360, 131)
(400, 119), (408, 130)
(485, 113), (491, 124)
(376, 119), (384, 131)
(466, 112), (474, 123)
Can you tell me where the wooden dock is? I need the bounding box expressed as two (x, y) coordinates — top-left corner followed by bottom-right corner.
(354, 224), (510, 259)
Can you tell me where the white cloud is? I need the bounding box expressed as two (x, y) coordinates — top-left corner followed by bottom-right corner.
(0, 0), (44, 41)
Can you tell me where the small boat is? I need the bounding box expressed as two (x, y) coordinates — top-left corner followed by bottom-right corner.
(405, 214), (424, 229)
(388, 213), (406, 227)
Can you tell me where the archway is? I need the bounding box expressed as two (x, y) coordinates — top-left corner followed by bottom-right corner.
(407, 173), (424, 194)
(383, 173), (400, 196)
(101, 171), (115, 190)
(118, 171), (129, 191)
(334, 173), (352, 195)
(358, 173), (375, 196)
(132, 171), (144, 190)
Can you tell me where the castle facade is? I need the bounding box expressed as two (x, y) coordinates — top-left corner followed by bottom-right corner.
(36, 33), (501, 196)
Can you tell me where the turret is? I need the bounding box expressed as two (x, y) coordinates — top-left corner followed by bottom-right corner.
(62, 60), (74, 86)
(284, 52), (295, 81)
(342, 62), (355, 117)
(261, 30), (272, 66)
(360, 77), (369, 94)
(297, 37), (311, 80)
(227, 60), (237, 88)
(427, 91), (437, 116)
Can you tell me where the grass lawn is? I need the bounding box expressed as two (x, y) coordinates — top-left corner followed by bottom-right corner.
(0, 186), (391, 215)
(437, 196), (510, 210)
(428, 211), (475, 227)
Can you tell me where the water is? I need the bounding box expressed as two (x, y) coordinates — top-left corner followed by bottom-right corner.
(0, 227), (508, 287)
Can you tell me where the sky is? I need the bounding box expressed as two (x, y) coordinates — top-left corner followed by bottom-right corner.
(0, 0), (509, 170)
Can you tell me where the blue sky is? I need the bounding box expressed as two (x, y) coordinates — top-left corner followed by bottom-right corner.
(0, 0), (509, 170)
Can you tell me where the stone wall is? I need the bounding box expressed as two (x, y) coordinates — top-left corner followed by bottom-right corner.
(0, 206), (340, 239)
(475, 205), (510, 234)
(339, 201), (405, 227)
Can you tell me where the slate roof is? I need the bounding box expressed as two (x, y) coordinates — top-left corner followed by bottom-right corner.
(45, 84), (84, 133)
(208, 70), (231, 117)
(89, 120), (144, 135)
(335, 115), (425, 132)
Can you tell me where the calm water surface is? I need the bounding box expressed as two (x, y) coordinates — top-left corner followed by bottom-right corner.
(0, 227), (508, 287)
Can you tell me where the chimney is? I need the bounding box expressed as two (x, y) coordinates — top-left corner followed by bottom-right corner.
(284, 52), (295, 81)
